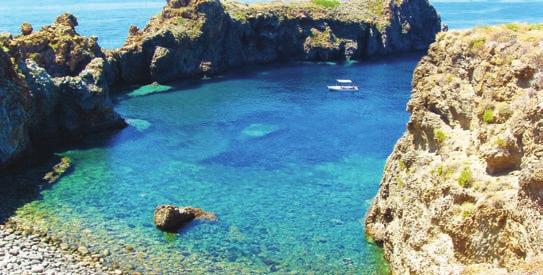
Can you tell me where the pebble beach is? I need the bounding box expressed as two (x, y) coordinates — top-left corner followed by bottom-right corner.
(0, 225), (113, 274)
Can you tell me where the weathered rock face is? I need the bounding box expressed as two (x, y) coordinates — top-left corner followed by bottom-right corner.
(365, 24), (543, 273)
(0, 14), (125, 168)
(111, 0), (440, 85)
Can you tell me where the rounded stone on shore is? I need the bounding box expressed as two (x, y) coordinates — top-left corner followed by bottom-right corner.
(77, 246), (89, 256)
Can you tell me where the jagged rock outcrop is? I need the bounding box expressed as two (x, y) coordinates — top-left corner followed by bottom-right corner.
(0, 14), (125, 168)
(111, 0), (440, 85)
(365, 24), (543, 273)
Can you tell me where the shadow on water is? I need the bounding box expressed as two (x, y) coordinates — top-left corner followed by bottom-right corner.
(0, 128), (123, 224)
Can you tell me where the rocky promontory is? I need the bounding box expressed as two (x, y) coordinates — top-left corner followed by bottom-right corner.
(0, 14), (125, 168)
(111, 0), (440, 84)
(365, 24), (543, 273)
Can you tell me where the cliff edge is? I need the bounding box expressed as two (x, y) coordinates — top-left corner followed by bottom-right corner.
(365, 24), (543, 273)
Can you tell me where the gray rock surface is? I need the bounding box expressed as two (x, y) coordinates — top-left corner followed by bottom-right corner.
(0, 225), (109, 274)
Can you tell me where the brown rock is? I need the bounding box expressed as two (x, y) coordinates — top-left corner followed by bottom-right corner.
(128, 25), (139, 36)
(481, 136), (522, 175)
(20, 22), (33, 35)
(55, 13), (78, 28)
(519, 163), (543, 207)
(153, 205), (216, 232)
(167, 0), (192, 9)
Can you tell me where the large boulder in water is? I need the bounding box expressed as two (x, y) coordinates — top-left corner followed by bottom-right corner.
(154, 205), (216, 232)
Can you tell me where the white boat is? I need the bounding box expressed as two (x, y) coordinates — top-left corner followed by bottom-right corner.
(327, 79), (359, 92)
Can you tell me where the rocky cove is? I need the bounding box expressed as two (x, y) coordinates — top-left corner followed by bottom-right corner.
(0, 0), (441, 272)
(1, 0), (542, 274)
(0, 0), (440, 168)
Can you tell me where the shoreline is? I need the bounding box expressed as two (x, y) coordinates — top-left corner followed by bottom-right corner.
(0, 224), (116, 274)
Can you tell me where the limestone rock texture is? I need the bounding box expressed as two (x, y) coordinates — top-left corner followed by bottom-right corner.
(0, 14), (125, 168)
(111, 0), (440, 85)
(365, 24), (543, 273)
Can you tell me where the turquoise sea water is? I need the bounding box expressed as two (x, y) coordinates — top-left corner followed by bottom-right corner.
(1, 0), (542, 273)
(7, 59), (418, 273)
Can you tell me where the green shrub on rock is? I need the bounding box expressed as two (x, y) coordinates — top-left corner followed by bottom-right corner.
(458, 168), (473, 187)
(482, 108), (494, 123)
(433, 129), (447, 145)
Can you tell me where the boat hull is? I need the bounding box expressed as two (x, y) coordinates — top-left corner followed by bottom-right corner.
(327, 86), (359, 92)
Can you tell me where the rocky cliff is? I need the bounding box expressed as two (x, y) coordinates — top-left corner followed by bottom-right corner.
(111, 0), (440, 84)
(365, 24), (543, 273)
(0, 14), (125, 168)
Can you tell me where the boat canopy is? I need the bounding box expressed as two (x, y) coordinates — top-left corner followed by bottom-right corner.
(336, 79), (353, 83)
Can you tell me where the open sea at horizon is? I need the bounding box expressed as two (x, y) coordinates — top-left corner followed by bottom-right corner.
(0, 0), (541, 273)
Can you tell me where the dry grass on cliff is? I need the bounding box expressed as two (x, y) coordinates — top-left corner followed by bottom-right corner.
(222, 0), (397, 25)
(464, 23), (543, 46)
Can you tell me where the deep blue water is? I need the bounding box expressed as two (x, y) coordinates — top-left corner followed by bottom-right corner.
(1, 0), (541, 273)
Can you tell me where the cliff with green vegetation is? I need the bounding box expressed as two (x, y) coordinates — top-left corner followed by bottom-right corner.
(365, 24), (543, 273)
(111, 0), (440, 84)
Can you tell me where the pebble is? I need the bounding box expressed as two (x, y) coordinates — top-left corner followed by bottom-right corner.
(77, 246), (89, 256)
(0, 227), (110, 274)
(31, 264), (45, 272)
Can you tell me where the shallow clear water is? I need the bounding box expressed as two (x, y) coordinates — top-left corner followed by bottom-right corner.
(1, 0), (541, 273)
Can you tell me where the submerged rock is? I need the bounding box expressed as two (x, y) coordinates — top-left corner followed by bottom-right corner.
(154, 205), (216, 232)
(42, 156), (72, 184)
(365, 24), (543, 273)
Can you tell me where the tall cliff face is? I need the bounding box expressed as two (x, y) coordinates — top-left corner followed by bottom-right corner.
(0, 14), (125, 168)
(365, 24), (543, 273)
(111, 0), (440, 85)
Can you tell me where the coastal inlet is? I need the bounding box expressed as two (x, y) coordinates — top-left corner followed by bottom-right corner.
(7, 57), (421, 273)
